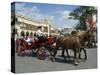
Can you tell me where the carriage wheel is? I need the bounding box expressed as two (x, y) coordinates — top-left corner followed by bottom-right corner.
(79, 48), (87, 61)
(17, 45), (21, 55)
(36, 47), (46, 60)
(17, 45), (25, 56)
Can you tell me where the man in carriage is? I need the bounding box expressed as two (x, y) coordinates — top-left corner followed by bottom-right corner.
(35, 26), (48, 46)
(36, 26), (44, 39)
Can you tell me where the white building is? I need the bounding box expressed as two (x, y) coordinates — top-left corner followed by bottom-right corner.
(61, 28), (76, 34)
(11, 15), (59, 37)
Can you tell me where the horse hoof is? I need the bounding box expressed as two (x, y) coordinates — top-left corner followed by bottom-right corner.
(75, 63), (78, 66)
(74, 62), (79, 66)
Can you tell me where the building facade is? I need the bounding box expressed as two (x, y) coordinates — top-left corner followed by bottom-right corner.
(61, 28), (76, 35)
(11, 15), (59, 37)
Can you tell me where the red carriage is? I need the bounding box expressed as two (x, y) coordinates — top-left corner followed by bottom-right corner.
(16, 36), (55, 60)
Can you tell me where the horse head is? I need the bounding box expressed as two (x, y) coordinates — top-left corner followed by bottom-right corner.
(83, 31), (91, 42)
(76, 30), (92, 47)
(87, 30), (94, 45)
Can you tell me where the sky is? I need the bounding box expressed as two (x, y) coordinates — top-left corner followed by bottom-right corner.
(12, 2), (79, 29)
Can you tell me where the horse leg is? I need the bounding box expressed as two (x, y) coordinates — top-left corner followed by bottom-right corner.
(66, 49), (70, 58)
(48, 50), (55, 62)
(52, 47), (58, 62)
(79, 48), (82, 59)
(74, 48), (79, 65)
(77, 48), (81, 63)
(79, 48), (87, 61)
(82, 48), (87, 60)
(49, 49), (54, 57)
(47, 45), (54, 56)
(53, 48), (57, 57)
(62, 49), (65, 57)
(62, 48), (67, 62)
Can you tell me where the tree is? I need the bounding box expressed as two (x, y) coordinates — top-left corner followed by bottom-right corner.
(69, 6), (97, 30)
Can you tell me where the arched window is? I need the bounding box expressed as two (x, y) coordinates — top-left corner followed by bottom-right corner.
(30, 32), (33, 36)
(20, 31), (25, 37)
(26, 31), (29, 36)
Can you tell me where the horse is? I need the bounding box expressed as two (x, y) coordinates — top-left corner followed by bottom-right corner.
(57, 36), (71, 57)
(53, 35), (81, 65)
(77, 30), (91, 47)
(61, 30), (91, 61)
(76, 30), (91, 60)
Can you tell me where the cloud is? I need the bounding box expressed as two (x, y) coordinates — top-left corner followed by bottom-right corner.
(54, 10), (79, 28)
(15, 3), (56, 22)
(62, 10), (71, 20)
(54, 12), (78, 28)
(15, 3), (26, 12)
(54, 10), (72, 20)
(28, 6), (40, 13)
(16, 4), (39, 14)
(15, 3), (43, 20)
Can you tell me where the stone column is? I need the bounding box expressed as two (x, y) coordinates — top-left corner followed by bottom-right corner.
(48, 24), (51, 37)
(42, 26), (44, 32)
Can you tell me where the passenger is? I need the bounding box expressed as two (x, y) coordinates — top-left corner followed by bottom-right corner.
(25, 35), (33, 45)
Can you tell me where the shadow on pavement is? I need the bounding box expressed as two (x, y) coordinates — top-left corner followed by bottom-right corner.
(55, 55), (75, 65)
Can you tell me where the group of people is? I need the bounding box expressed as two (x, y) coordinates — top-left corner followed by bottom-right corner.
(23, 26), (54, 46)
(23, 26), (44, 44)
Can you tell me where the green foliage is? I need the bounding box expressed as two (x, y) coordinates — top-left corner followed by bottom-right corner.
(69, 6), (97, 30)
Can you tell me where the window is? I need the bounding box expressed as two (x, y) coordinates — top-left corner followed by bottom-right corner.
(20, 31), (25, 37)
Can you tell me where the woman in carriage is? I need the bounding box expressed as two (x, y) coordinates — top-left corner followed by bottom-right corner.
(24, 35), (33, 45)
